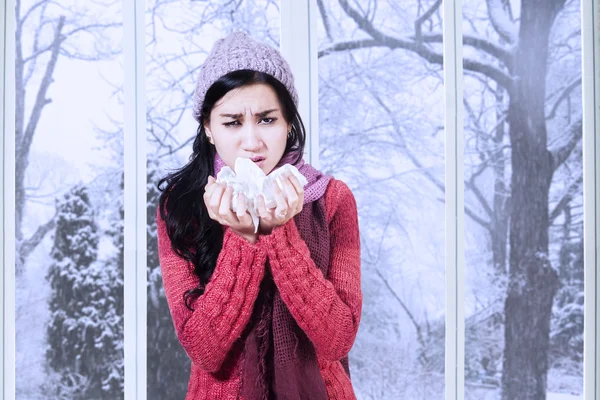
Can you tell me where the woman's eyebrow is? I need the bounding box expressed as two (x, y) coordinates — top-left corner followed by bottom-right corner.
(220, 113), (243, 119)
(255, 109), (278, 118)
(219, 109), (279, 119)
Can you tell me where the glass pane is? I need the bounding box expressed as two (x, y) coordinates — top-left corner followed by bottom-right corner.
(318, 2), (446, 398)
(145, 2), (280, 398)
(462, 1), (583, 399)
(15, 0), (124, 398)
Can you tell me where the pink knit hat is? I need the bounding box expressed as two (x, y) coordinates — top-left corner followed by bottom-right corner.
(192, 31), (299, 123)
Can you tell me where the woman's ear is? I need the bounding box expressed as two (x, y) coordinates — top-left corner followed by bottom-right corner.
(205, 125), (214, 144)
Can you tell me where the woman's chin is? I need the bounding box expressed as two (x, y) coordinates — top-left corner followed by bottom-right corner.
(261, 164), (276, 175)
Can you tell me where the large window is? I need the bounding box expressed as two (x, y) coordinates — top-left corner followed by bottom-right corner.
(1, 1), (598, 400)
(461, 1), (585, 399)
(317, 1), (447, 397)
(13, 0), (124, 398)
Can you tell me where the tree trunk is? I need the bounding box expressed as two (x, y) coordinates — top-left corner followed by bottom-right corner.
(501, 1), (564, 399)
(491, 86), (509, 275)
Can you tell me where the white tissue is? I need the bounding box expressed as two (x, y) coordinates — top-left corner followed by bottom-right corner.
(215, 158), (308, 233)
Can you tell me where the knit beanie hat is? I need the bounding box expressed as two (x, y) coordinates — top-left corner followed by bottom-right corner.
(192, 31), (298, 123)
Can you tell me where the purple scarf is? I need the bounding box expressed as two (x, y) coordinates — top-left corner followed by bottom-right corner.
(213, 153), (349, 399)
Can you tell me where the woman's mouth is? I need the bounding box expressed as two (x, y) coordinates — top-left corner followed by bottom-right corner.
(250, 156), (265, 166)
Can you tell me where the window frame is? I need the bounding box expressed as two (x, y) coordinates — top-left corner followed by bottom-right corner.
(1, 0), (598, 399)
(1, 0), (16, 398)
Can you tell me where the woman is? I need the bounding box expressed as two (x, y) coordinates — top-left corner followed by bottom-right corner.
(156, 31), (362, 400)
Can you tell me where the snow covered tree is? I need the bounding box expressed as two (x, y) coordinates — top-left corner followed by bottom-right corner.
(45, 184), (123, 399)
(101, 174), (125, 395)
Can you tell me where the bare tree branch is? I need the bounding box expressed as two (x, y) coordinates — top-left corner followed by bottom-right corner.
(466, 180), (494, 217)
(549, 174), (582, 223)
(366, 84), (492, 230)
(18, 0), (47, 26)
(417, 33), (513, 69)
(63, 22), (122, 39)
(16, 215), (56, 275)
(19, 16), (64, 163)
(374, 268), (428, 361)
(319, 38), (380, 58)
(414, 0), (442, 41)
(317, 0), (334, 42)
(550, 117), (582, 170)
(23, 8), (52, 86)
(336, 0), (514, 92)
(546, 76), (581, 119)
(318, 33), (513, 70)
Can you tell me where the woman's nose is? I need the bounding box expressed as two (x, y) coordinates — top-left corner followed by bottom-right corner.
(240, 124), (261, 150)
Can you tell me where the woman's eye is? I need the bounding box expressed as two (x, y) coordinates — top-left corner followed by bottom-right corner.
(260, 117), (275, 124)
(223, 121), (240, 127)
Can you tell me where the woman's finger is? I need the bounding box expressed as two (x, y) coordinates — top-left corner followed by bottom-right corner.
(218, 186), (235, 220)
(203, 176), (217, 201)
(235, 193), (248, 221)
(256, 194), (271, 219)
(235, 193), (252, 226)
(204, 194), (221, 222)
(234, 192), (246, 217)
(272, 181), (288, 219)
(282, 174), (299, 210)
(288, 175), (305, 212)
(288, 175), (304, 197)
(208, 184), (226, 213)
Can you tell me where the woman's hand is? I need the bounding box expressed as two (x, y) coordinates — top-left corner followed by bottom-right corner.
(257, 173), (305, 235)
(203, 176), (257, 243)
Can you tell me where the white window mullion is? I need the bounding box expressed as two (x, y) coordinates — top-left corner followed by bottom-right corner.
(583, 0), (600, 400)
(279, 0), (320, 168)
(1, 0), (16, 398)
(582, 1), (599, 399)
(443, 0), (465, 399)
(123, 0), (147, 399)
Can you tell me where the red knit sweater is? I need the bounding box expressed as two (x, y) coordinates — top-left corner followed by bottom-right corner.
(157, 179), (362, 400)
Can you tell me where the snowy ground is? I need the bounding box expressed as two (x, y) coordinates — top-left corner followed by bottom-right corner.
(547, 394), (582, 400)
(464, 388), (582, 400)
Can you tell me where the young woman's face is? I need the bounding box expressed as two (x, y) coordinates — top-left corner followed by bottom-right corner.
(205, 83), (292, 175)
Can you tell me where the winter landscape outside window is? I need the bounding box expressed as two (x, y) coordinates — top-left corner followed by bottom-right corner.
(1, 1), (599, 400)
(317, 1), (448, 397)
(462, 1), (586, 399)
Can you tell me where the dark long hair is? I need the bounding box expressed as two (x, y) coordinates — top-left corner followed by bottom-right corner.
(157, 70), (306, 310)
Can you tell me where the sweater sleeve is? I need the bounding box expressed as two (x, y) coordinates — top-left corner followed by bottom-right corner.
(156, 208), (267, 372)
(259, 180), (362, 361)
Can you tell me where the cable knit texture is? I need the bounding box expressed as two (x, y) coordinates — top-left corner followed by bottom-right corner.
(157, 179), (362, 399)
(192, 31), (298, 123)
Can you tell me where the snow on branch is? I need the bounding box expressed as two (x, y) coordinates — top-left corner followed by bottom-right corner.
(485, 0), (518, 44)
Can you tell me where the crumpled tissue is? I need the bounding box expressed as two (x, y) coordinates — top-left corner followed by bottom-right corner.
(215, 157), (308, 232)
